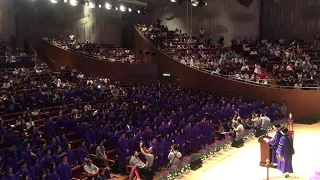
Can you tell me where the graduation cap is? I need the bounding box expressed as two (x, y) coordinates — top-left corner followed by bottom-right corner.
(274, 124), (281, 128)
(59, 152), (67, 159)
(7, 145), (17, 153)
(16, 159), (26, 167)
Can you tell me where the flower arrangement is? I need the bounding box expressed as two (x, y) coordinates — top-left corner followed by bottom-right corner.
(159, 119), (287, 180)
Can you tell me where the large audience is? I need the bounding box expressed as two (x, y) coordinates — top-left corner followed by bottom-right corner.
(138, 24), (270, 85)
(46, 37), (140, 63)
(0, 58), (286, 179)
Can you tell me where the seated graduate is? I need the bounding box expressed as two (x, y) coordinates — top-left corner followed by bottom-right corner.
(84, 158), (99, 180)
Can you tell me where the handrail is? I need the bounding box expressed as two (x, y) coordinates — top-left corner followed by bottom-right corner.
(135, 25), (320, 90)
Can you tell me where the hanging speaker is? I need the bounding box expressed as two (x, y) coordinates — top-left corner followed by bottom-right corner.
(237, 0), (254, 7)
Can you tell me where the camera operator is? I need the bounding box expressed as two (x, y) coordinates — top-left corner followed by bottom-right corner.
(168, 144), (182, 167)
(128, 142), (155, 180)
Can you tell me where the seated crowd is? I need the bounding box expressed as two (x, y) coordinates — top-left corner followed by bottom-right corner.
(0, 39), (29, 63)
(0, 59), (287, 179)
(137, 24), (270, 85)
(232, 37), (320, 88)
(46, 37), (140, 63)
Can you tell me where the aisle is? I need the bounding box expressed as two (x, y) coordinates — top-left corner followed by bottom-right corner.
(180, 123), (320, 180)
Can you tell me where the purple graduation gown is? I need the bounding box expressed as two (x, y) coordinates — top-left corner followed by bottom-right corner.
(67, 150), (77, 166)
(1, 174), (17, 180)
(85, 129), (97, 145)
(192, 125), (202, 149)
(269, 130), (282, 164)
(117, 137), (129, 170)
(21, 149), (33, 166)
(276, 135), (294, 173)
(208, 124), (215, 145)
(184, 126), (193, 153)
(57, 162), (72, 180)
(78, 146), (89, 163)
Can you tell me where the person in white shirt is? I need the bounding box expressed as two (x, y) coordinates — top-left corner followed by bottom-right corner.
(233, 119), (244, 137)
(84, 158), (99, 177)
(168, 144), (182, 167)
(260, 114), (271, 129)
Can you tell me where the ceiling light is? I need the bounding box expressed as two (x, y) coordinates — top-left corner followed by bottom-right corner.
(171, 0), (176, 2)
(120, 5), (126, 12)
(137, 10), (140, 13)
(50, 0), (58, 3)
(191, 0), (199, 6)
(64, 0), (67, 3)
(105, 3), (112, 9)
(128, 8), (132, 12)
(70, 0), (78, 6)
(88, 1), (95, 8)
(115, 7), (118, 10)
(98, 4), (101, 8)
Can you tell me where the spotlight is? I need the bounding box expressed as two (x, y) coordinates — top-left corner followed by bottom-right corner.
(70, 0), (78, 6)
(105, 2), (112, 9)
(64, 0), (67, 3)
(128, 8), (132, 12)
(119, 5), (126, 12)
(98, 4), (101, 8)
(191, 0), (199, 6)
(137, 10), (140, 13)
(50, 0), (58, 3)
(88, 1), (95, 8)
(115, 7), (118, 10)
(171, 0), (176, 2)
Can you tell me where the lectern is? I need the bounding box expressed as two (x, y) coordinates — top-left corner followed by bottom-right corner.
(258, 135), (272, 167)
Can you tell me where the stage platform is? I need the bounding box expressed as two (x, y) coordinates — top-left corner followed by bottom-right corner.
(179, 123), (320, 180)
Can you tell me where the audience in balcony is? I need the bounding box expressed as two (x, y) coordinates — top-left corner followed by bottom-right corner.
(46, 37), (139, 63)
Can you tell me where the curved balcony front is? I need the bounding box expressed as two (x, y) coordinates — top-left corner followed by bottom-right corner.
(133, 25), (320, 120)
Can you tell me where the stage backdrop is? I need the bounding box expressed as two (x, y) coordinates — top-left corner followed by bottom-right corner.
(261, 0), (320, 41)
(137, 0), (261, 46)
(14, 0), (123, 47)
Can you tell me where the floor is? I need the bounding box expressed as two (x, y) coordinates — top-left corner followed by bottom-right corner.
(179, 123), (320, 180)
(115, 123), (320, 180)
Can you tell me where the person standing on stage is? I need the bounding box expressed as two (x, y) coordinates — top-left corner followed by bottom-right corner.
(265, 124), (282, 166)
(276, 127), (294, 178)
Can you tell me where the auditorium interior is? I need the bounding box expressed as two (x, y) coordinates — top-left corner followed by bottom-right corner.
(1, 0), (320, 180)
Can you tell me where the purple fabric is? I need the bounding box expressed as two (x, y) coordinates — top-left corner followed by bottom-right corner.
(276, 134), (294, 173)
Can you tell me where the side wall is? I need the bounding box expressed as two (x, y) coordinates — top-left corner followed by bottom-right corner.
(14, 0), (123, 47)
(139, 0), (261, 46)
(0, 0), (16, 41)
(261, 0), (320, 41)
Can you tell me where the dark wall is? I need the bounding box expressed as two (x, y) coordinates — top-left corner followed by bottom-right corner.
(39, 40), (157, 85)
(261, 0), (320, 41)
(133, 25), (320, 120)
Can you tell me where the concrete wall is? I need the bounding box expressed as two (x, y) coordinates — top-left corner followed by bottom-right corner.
(139, 0), (261, 46)
(14, 0), (123, 47)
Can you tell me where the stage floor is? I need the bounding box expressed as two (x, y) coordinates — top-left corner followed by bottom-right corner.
(180, 123), (320, 180)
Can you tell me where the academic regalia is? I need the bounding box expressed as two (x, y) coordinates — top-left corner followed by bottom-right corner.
(149, 140), (159, 169)
(1, 174), (17, 180)
(77, 146), (89, 163)
(46, 170), (59, 180)
(177, 133), (186, 156)
(162, 137), (171, 166)
(184, 126), (193, 153)
(40, 155), (53, 169)
(133, 132), (142, 150)
(192, 125), (202, 150)
(66, 150), (77, 166)
(85, 129), (97, 146)
(75, 124), (88, 140)
(127, 138), (135, 155)
(199, 121), (209, 145)
(53, 152), (62, 165)
(208, 124), (215, 145)
(21, 149), (33, 166)
(157, 126), (167, 136)
(44, 121), (57, 139)
(117, 136), (129, 171)
(276, 135), (294, 174)
(141, 130), (153, 143)
(57, 162), (72, 180)
(60, 138), (68, 150)
(269, 130), (282, 164)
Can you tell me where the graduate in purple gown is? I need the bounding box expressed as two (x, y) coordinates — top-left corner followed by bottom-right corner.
(133, 128), (143, 151)
(184, 122), (193, 153)
(56, 153), (72, 180)
(141, 126), (152, 143)
(199, 117), (209, 146)
(192, 121), (203, 150)
(59, 133), (69, 150)
(267, 124), (282, 165)
(44, 118), (56, 139)
(162, 133), (172, 166)
(178, 128), (186, 156)
(208, 119), (216, 145)
(15, 160), (33, 180)
(21, 143), (34, 167)
(77, 139), (89, 164)
(276, 128), (294, 177)
(85, 125), (97, 146)
(46, 163), (59, 180)
(40, 149), (53, 169)
(149, 136), (159, 170)
(157, 121), (167, 135)
(2, 167), (17, 180)
(53, 146), (63, 165)
(117, 131), (129, 175)
(66, 144), (78, 166)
